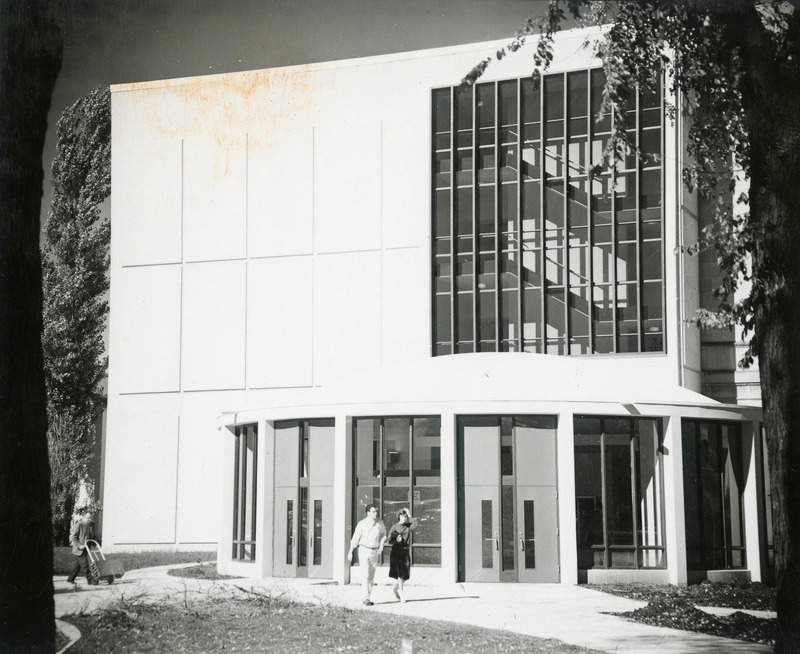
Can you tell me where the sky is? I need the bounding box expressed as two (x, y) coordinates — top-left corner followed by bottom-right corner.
(43, 0), (552, 213)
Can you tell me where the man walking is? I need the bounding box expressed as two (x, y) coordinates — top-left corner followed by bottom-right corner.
(66, 510), (95, 586)
(347, 504), (387, 606)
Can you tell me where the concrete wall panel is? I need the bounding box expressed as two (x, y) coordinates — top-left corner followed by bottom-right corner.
(181, 261), (246, 391)
(247, 256), (313, 388)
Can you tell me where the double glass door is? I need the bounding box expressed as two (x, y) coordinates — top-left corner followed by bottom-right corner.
(458, 416), (559, 582)
(273, 420), (334, 578)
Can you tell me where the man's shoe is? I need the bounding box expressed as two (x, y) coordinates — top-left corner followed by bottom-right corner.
(362, 599), (373, 606)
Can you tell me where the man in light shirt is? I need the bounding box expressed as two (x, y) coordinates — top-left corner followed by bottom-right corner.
(347, 504), (387, 606)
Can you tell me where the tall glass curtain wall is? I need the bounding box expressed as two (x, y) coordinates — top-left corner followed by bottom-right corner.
(432, 70), (664, 355)
(573, 416), (665, 570)
(354, 417), (442, 565)
(232, 424), (258, 561)
(682, 420), (746, 570)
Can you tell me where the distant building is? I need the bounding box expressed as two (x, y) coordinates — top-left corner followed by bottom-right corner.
(105, 27), (770, 586)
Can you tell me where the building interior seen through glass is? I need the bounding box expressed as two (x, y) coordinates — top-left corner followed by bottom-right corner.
(682, 420), (746, 571)
(574, 416), (665, 570)
(354, 417), (442, 565)
(432, 70), (664, 355)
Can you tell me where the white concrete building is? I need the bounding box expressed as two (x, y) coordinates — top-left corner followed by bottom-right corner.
(105, 27), (769, 587)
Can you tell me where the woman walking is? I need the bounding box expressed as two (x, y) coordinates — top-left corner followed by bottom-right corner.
(388, 508), (417, 602)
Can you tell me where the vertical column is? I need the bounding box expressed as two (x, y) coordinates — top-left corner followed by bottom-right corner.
(440, 412), (458, 583)
(662, 413), (687, 584)
(742, 420), (763, 582)
(216, 422), (236, 576)
(557, 411), (578, 584)
(259, 418), (276, 577)
(333, 414), (353, 585)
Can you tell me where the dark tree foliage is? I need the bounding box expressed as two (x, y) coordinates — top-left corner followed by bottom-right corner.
(464, 1), (800, 651)
(0, 0), (62, 652)
(42, 87), (111, 545)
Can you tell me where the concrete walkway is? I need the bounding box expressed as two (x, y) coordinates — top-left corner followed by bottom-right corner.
(54, 567), (772, 653)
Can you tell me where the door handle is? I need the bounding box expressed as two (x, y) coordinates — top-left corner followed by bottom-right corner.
(494, 531), (499, 551)
(519, 532), (525, 551)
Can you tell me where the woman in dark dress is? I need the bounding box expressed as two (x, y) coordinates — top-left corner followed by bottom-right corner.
(388, 508), (416, 602)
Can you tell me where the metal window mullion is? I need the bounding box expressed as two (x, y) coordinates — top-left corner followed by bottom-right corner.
(232, 428), (241, 554)
(250, 425), (258, 545)
(409, 420), (415, 563)
(610, 104), (618, 353)
(635, 89), (643, 352)
(587, 70), (595, 353)
(539, 77), (546, 353)
(657, 421), (667, 568)
(516, 78), (523, 352)
(494, 82), (501, 351)
(563, 72), (570, 354)
(472, 87), (478, 353)
(379, 420), (385, 516)
(600, 429), (608, 568)
(630, 422), (639, 569)
(449, 88), (456, 353)
(659, 72), (667, 354)
(239, 429), (247, 546)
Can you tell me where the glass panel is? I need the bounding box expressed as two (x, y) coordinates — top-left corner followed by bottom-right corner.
(478, 290), (496, 344)
(355, 419), (381, 484)
(455, 291), (474, 343)
(476, 83), (495, 129)
(384, 418), (410, 477)
(456, 254), (473, 292)
(300, 425), (309, 478)
(412, 547), (442, 566)
(286, 500), (294, 565)
(605, 429), (634, 553)
(522, 181), (540, 230)
(591, 69), (610, 132)
(501, 418), (513, 476)
(524, 500), (536, 569)
(433, 294), (451, 349)
(313, 500), (322, 566)
(383, 485), (410, 542)
(434, 189), (450, 238)
(432, 87), (451, 134)
(413, 485), (441, 545)
(498, 80), (517, 126)
(635, 419), (663, 566)
(481, 499), (493, 568)
(299, 487), (308, 567)
(501, 485), (515, 571)
(501, 290), (518, 342)
(456, 187), (472, 235)
(642, 241), (662, 281)
(455, 85), (473, 132)
(500, 183), (518, 229)
(435, 151), (451, 189)
(574, 431), (603, 568)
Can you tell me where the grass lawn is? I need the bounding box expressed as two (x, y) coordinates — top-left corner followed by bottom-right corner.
(63, 593), (600, 653)
(53, 547), (215, 576)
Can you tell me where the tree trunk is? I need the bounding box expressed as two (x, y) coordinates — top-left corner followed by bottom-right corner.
(741, 13), (800, 653)
(0, 2), (62, 652)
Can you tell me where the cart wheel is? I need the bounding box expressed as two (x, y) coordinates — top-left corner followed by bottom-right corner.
(106, 576), (115, 585)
